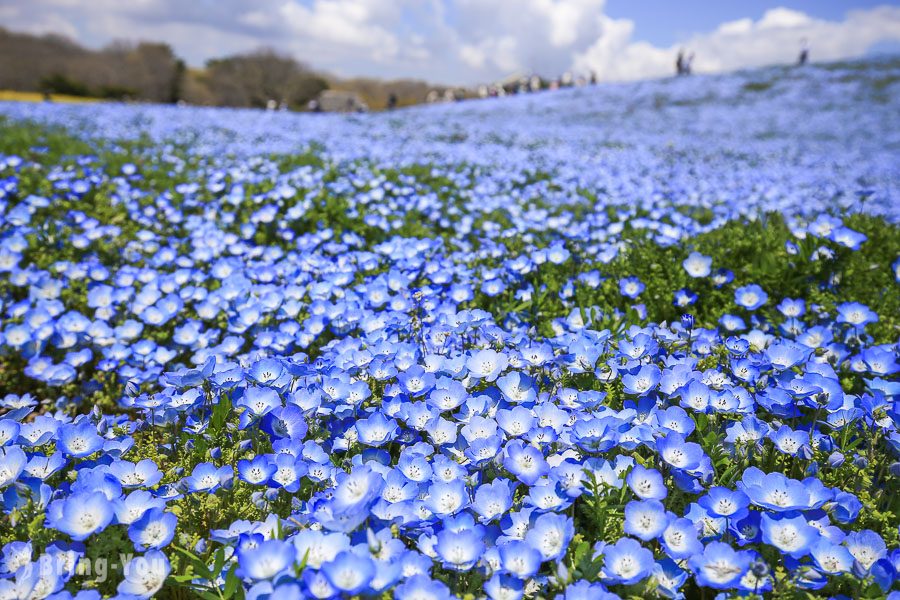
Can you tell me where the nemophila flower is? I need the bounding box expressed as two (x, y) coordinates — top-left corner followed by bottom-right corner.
(600, 537), (655, 585)
(619, 276), (645, 299)
(473, 478), (515, 523)
(321, 550), (375, 594)
(57, 420), (104, 458)
(673, 287), (698, 307)
(237, 455), (277, 485)
(48, 491), (114, 541)
(810, 539), (854, 574)
(621, 365), (660, 396)
(355, 411), (399, 446)
(503, 440), (550, 485)
(760, 513), (820, 558)
(734, 284), (768, 311)
(525, 512), (574, 561)
(738, 468), (814, 512)
(844, 530), (887, 575)
(683, 252), (712, 277)
(661, 517), (704, 559)
(652, 557), (689, 597)
(128, 508), (177, 551)
(117, 550), (171, 598)
(332, 466), (384, 511)
(114, 490), (166, 525)
(268, 453), (307, 493)
(689, 541), (751, 589)
(626, 465), (667, 500)
(656, 433), (704, 471)
(698, 487), (750, 519)
(236, 386), (282, 426)
(0, 446), (26, 489)
(183, 462), (232, 493)
(425, 479), (469, 517)
(624, 499), (669, 541)
(496, 372), (537, 403)
(435, 528), (485, 570)
(836, 301), (879, 327)
(238, 538), (295, 581)
(108, 459), (163, 488)
(1, 540), (31, 575)
(394, 574), (453, 600)
(498, 540), (542, 578)
(484, 572), (525, 600)
(466, 348), (508, 381)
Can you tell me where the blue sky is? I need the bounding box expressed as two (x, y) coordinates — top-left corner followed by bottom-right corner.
(606, 0), (892, 46)
(1, 1), (898, 85)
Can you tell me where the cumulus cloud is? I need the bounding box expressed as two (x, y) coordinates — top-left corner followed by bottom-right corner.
(574, 5), (900, 81)
(1, 1), (899, 84)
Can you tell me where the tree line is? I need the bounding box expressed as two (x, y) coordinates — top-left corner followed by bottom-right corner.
(0, 28), (445, 110)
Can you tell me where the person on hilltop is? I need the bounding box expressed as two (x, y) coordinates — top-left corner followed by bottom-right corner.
(798, 39), (809, 66)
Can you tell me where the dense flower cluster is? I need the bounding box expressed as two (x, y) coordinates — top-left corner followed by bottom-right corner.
(0, 59), (898, 599)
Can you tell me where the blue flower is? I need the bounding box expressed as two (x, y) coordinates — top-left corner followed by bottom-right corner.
(624, 499), (669, 541)
(688, 541), (751, 589)
(128, 508), (177, 551)
(683, 252), (712, 277)
(48, 491), (114, 541)
(117, 550), (170, 598)
(183, 462), (232, 493)
(525, 513), (574, 561)
(619, 276), (645, 299)
(760, 513), (819, 558)
(600, 537), (654, 585)
(734, 284), (768, 311)
(321, 550), (375, 594)
(627, 468), (667, 511)
(435, 528), (485, 570)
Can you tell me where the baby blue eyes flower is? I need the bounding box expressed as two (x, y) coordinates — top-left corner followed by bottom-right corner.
(466, 348), (508, 381)
(321, 550), (375, 594)
(734, 284), (768, 311)
(600, 537), (655, 585)
(626, 465), (667, 501)
(525, 513), (574, 562)
(656, 433), (705, 471)
(760, 513), (820, 558)
(473, 478), (515, 523)
(621, 365), (661, 396)
(698, 487), (750, 518)
(619, 276), (645, 299)
(623, 499), (669, 541)
(436, 529), (485, 571)
(128, 508), (177, 551)
(184, 462), (233, 493)
(57, 421), (104, 458)
(48, 491), (114, 541)
(688, 541), (752, 589)
(117, 550), (171, 598)
(503, 440), (550, 486)
(355, 411), (399, 447)
(662, 517), (704, 559)
(682, 252), (712, 278)
(0, 446), (27, 489)
(238, 539), (296, 581)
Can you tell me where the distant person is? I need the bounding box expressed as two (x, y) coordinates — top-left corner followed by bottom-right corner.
(308, 99), (321, 113)
(387, 93), (397, 110)
(676, 50), (685, 76)
(798, 39), (809, 66)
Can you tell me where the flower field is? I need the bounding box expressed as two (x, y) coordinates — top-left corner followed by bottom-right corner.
(0, 59), (899, 599)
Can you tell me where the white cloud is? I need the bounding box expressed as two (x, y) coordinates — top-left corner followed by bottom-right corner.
(2, 1), (899, 84)
(574, 5), (900, 81)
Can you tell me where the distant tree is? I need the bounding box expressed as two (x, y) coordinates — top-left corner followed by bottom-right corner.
(205, 49), (328, 109)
